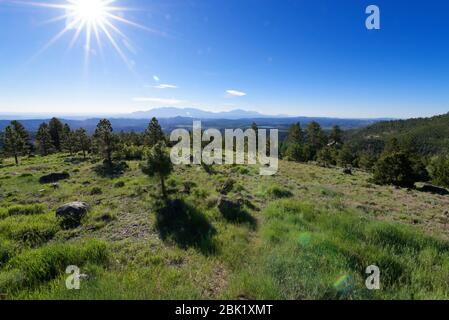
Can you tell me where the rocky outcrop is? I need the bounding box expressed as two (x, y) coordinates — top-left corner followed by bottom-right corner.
(56, 202), (89, 228)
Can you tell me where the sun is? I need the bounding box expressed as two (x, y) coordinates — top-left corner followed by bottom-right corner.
(21, 0), (157, 70)
(70, 0), (109, 23)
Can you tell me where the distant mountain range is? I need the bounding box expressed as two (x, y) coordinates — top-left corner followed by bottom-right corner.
(0, 107), (289, 121)
(128, 107), (289, 119)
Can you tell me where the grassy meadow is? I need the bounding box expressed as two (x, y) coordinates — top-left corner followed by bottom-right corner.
(1, 154), (449, 299)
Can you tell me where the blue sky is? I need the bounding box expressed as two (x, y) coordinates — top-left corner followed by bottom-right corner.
(0, 0), (448, 118)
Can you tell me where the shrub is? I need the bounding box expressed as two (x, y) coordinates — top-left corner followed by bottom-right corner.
(373, 152), (418, 188)
(90, 187), (103, 195)
(114, 181), (125, 188)
(119, 145), (146, 160)
(0, 239), (15, 266)
(266, 186), (293, 199)
(429, 154), (449, 188)
(285, 143), (305, 162)
(358, 153), (378, 171)
(317, 147), (336, 167)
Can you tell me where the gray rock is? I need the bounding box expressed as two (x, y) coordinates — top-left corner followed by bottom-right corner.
(56, 201), (89, 229)
(39, 172), (70, 184)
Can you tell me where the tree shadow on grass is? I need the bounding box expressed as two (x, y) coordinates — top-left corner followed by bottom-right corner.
(93, 161), (129, 178)
(218, 197), (257, 230)
(155, 199), (217, 255)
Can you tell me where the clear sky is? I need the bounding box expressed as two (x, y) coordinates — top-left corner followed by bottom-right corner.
(0, 0), (448, 118)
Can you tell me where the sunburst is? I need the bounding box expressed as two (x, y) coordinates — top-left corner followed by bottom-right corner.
(19, 0), (156, 70)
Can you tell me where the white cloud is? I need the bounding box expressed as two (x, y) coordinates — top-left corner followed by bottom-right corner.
(226, 90), (247, 97)
(132, 97), (185, 105)
(153, 84), (178, 89)
(153, 75), (160, 82)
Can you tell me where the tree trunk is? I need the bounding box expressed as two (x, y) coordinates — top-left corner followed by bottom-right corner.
(14, 153), (18, 166)
(83, 150), (86, 159)
(107, 148), (112, 166)
(160, 175), (167, 199)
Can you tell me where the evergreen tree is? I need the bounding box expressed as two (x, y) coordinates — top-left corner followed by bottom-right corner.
(384, 137), (401, 154)
(75, 128), (91, 159)
(287, 122), (304, 144)
(429, 155), (449, 188)
(145, 117), (165, 147)
(48, 118), (64, 151)
(94, 119), (115, 166)
(330, 125), (343, 145)
(358, 152), (378, 172)
(61, 123), (77, 155)
(141, 142), (173, 199)
(305, 121), (325, 160)
(285, 143), (305, 162)
(36, 123), (53, 156)
(373, 152), (417, 188)
(251, 122), (259, 145)
(317, 147), (335, 167)
(338, 144), (355, 167)
(3, 121), (29, 165)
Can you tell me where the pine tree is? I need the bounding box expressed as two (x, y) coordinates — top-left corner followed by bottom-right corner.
(75, 128), (91, 159)
(317, 147), (334, 167)
(49, 118), (64, 151)
(286, 122), (304, 144)
(305, 121), (325, 160)
(330, 125), (343, 145)
(3, 121), (29, 165)
(94, 119), (115, 166)
(338, 144), (355, 167)
(142, 142), (173, 199)
(61, 124), (76, 155)
(145, 117), (165, 147)
(36, 123), (53, 156)
(373, 152), (417, 188)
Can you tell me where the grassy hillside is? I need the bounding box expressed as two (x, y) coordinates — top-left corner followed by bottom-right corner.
(1, 155), (449, 299)
(346, 113), (449, 155)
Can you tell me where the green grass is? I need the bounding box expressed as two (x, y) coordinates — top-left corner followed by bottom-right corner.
(0, 204), (46, 219)
(228, 200), (449, 299)
(1, 153), (449, 299)
(0, 239), (108, 295)
(0, 213), (59, 247)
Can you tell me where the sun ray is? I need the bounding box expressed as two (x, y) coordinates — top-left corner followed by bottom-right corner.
(29, 16), (82, 62)
(18, 0), (160, 71)
(98, 19), (132, 69)
(68, 19), (86, 51)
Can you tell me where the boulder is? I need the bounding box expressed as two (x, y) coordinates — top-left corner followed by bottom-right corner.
(418, 184), (449, 196)
(56, 202), (89, 229)
(39, 172), (70, 184)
